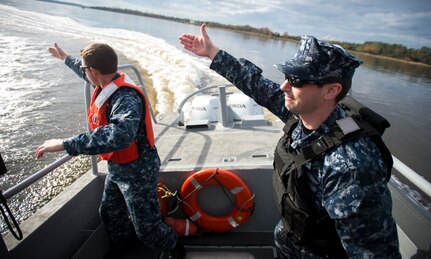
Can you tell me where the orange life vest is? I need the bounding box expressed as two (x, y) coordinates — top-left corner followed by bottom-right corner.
(87, 72), (155, 164)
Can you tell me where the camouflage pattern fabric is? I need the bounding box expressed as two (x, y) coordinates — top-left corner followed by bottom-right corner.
(275, 35), (362, 84)
(211, 50), (400, 258)
(61, 56), (177, 251)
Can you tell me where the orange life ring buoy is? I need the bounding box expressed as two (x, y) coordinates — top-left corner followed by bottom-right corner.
(180, 168), (255, 232)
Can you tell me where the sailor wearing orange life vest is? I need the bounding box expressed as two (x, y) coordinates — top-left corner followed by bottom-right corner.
(87, 72), (155, 163)
(35, 43), (183, 258)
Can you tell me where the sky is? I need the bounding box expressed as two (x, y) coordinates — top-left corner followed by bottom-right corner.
(69, 0), (431, 49)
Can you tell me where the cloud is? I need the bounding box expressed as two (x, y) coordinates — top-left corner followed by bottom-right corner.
(71, 0), (431, 48)
(156, 0), (284, 19)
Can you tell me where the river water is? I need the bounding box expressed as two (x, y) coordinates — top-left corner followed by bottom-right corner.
(1, 0), (430, 234)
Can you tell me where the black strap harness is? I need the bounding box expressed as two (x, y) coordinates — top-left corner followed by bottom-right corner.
(273, 96), (393, 258)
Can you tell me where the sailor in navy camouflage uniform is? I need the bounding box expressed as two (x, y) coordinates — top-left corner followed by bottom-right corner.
(35, 43), (179, 256)
(180, 24), (401, 258)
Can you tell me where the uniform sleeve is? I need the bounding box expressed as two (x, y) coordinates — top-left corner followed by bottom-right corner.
(321, 138), (400, 258)
(64, 56), (89, 83)
(210, 50), (290, 122)
(63, 87), (143, 156)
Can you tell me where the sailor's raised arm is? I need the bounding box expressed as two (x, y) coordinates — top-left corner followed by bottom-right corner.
(48, 43), (68, 60)
(179, 23), (219, 60)
(48, 43), (88, 81)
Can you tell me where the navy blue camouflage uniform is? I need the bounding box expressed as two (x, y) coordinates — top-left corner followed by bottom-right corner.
(62, 56), (177, 251)
(209, 36), (400, 258)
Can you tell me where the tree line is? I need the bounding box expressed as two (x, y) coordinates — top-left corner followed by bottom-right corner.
(91, 6), (430, 66)
(211, 23), (431, 66)
(39, 1), (431, 66)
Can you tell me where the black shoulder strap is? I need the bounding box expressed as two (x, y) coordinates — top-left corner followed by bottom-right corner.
(293, 116), (374, 166)
(283, 115), (299, 135)
(340, 96), (390, 135)
(292, 97), (393, 181)
(340, 96), (393, 180)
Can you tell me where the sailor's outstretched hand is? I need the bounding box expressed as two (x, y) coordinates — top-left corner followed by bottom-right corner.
(48, 43), (68, 60)
(179, 23), (219, 60)
(35, 139), (65, 159)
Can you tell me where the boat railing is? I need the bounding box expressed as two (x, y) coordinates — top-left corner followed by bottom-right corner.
(116, 64), (158, 124)
(1, 64), (430, 226)
(2, 82), (232, 200)
(393, 156), (431, 198)
(2, 64), (154, 199)
(176, 84), (235, 127)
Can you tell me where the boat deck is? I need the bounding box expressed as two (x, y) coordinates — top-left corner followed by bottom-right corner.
(2, 106), (430, 258)
(75, 224), (276, 258)
(154, 113), (284, 172)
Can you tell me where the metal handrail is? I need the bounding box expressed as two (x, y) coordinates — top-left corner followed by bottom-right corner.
(176, 84), (234, 126)
(2, 155), (72, 200)
(118, 64), (157, 124)
(176, 84), (234, 113)
(2, 64), (158, 200)
(1, 78), (97, 200)
(83, 76), (99, 176)
(393, 156), (431, 198)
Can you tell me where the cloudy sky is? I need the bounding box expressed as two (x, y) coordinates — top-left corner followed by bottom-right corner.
(70, 0), (430, 49)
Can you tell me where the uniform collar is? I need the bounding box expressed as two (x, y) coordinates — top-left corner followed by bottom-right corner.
(290, 105), (348, 149)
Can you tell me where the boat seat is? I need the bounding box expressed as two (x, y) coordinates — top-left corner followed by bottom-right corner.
(181, 231), (274, 246)
(179, 231), (277, 259)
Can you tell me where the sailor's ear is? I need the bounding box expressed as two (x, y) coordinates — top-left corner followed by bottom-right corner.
(323, 83), (342, 100)
(88, 67), (100, 77)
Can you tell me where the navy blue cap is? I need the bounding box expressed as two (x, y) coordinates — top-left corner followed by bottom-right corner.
(275, 35), (363, 83)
